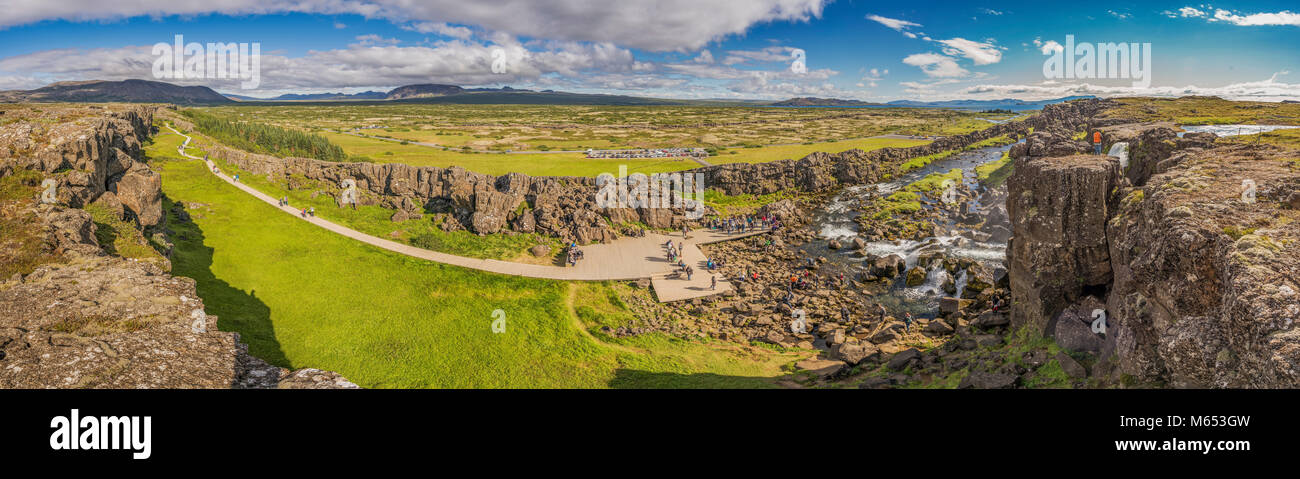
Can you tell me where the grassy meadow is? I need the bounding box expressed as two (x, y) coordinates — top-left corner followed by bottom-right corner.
(177, 103), (1016, 177)
(148, 130), (804, 388)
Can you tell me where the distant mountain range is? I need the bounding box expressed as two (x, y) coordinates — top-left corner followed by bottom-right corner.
(0, 78), (1093, 110)
(772, 96), (1095, 111)
(0, 79), (233, 105)
(226, 91), (388, 101)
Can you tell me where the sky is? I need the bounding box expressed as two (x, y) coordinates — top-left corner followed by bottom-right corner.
(0, 0), (1296, 101)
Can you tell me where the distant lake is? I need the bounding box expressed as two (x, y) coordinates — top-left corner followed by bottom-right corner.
(1178, 124), (1300, 137)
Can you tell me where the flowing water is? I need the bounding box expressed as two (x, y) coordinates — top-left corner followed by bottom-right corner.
(801, 140), (1021, 318)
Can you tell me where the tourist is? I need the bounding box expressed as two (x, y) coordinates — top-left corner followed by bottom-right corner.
(876, 303), (887, 322)
(686, 266), (694, 281)
(710, 274), (717, 291)
(1093, 131), (1103, 155)
(903, 312), (913, 332)
(992, 297), (1003, 313)
(308, 207), (315, 217)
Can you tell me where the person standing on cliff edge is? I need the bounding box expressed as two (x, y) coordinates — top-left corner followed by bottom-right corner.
(1093, 131), (1103, 155)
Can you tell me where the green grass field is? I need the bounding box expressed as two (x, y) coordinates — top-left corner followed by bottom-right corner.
(149, 132), (802, 388)
(322, 131), (930, 177)
(708, 137), (930, 165)
(323, 132), (697, 177)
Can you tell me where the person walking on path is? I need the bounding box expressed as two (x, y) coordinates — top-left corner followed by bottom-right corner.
(710, 274), (717, 291)
(903, 312), (914, 333)
(1093, 131), (1103, 155)
(876, 303), (887, 323)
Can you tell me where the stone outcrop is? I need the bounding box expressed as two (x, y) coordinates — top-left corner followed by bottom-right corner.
(0, 203), (359, 389)
(1007, 117), (1300, 388)
(1006, 154), (1122, 333)
(0, 104), (165, 229)
(2, 104), (355, 389)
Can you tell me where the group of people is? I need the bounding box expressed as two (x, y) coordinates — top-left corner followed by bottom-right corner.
(584, 147), (708, 159)
(299, 206), (315, 218)
(565, 243), (585, 267)
(707, 213), (781, 234)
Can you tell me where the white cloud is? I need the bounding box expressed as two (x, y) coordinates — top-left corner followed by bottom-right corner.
(333, 22), (347, 29)
(0, 0), (829, 52)
(404, 22), (473, 40)
(1039, 40), (1063, 55)
(979, 8), (1003, 16)
(354, 34), (400, 46)
(866, 14), (921, 32)
(937, 38), (1002, 65)
(1107, 10), (1131, 20)
(693, 49), (714, 64)
(1178, 7), (1206, 18)
(902, 53), (968, 78)
(720, 46), (797, 65)
(1212, 9), (1300, 26)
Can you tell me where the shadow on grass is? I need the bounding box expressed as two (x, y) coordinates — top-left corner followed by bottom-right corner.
(608, 369), (778, 389)
(163, 195), (287, 367)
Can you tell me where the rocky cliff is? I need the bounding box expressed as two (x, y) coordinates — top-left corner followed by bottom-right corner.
(1, 104), (356, 389)
(1006, 115), (1300, 388)
(0, 104), (165, 229)
(181, 99), (1112, 244)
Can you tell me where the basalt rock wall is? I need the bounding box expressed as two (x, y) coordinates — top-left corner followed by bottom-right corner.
(1007, 118), (1300, 388)
(0, 104), (164, 229)
(191, 99), (1115, 243)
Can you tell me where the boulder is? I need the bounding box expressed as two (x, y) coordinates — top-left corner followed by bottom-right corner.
(905, 266), (927, 287)
(529, 244), (552, 257)
(112, 165), (164, 228)
(1055, 352), (1088, 379)
(924, 319), (954, 335)
(1051, 297), (1106, 353)
(869, 254), (906, 278)
(832, 342), (879, 365)
(958, 372), (1018, 389)
(886, 348), (921, 371)
(795, 358), (845, 378)
(939, 297), (973, 315)
(971, 310), (1010, 329)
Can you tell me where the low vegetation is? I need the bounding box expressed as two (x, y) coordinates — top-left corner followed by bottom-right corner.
(899, 135), (1015, 172)
(1102, 96), (1300, 125)
(181, 109), (362, 162)
(0, 169), (58, 278)
(147, 134), (801, 388)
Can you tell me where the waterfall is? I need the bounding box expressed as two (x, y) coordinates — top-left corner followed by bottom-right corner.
(1107, 142), (1129, 170)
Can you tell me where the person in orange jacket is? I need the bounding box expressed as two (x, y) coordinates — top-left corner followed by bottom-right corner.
(1093, 131), (1103, 155)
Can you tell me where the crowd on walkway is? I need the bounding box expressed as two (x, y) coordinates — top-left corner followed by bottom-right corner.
(565, 243), (585, 267)
(707, 213), (782, 234)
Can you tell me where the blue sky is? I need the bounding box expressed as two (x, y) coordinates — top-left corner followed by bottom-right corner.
(0, 0), (1296, 101)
